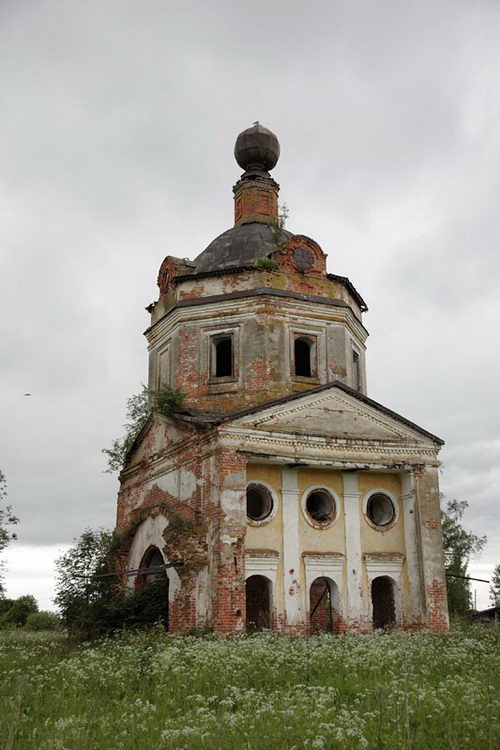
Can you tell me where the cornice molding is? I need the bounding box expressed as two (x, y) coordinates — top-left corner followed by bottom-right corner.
(145, 290), (368, 345)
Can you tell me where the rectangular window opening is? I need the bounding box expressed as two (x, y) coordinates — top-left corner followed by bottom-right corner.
(212, 335), (233, 378)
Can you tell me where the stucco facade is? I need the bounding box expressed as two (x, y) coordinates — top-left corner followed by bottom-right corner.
(115, 124), (449, 634)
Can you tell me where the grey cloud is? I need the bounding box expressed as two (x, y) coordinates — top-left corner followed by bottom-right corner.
(1, 0), (499, 591)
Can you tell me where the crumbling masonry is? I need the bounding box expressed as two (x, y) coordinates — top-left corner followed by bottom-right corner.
(115, 124), (449, 634)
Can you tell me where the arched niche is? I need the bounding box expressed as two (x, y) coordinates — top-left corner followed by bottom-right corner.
(127, 515), (180, 602)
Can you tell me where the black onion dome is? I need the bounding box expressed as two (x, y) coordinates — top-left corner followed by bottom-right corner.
(193, 222), (293, 273)
(234, 123), (280, 173)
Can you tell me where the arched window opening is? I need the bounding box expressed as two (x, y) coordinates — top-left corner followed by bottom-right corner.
(306, 489), (335, 524)
(246, 575), (271, 632)
(136, 546), (170, 630)
(367, 493), (396, 527)
(294, 337), (312, 377)
(246, 483), (273, 522)
(371, 576), (396, 629)
(214, 336), (233, 377)
(309, 577), (340, 634)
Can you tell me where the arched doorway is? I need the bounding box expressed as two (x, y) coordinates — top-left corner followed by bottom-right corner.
(371, 576), (396, 629)
(136, 546), (170, 630)
(245, 575), (271, 631)
(309, 577), (339, 634)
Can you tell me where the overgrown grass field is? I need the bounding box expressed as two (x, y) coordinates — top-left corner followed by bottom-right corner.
(1, 627), (498, 749)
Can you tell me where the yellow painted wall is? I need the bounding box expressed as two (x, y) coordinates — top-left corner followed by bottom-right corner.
(245, 463), (283, 551)
(297, 468), (345, 554)
(245, 463), (284, 611)
(358, 473), (405, 553)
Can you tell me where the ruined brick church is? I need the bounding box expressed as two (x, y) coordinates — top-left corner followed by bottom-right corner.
(115, 124), (449, 634)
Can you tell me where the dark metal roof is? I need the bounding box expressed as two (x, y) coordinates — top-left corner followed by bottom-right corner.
(193, 222), (293, 273)
(327, 273), (368, 312)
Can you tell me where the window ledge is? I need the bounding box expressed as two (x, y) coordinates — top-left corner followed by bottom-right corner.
(207, 380), (239, 394)
(208, 375), (238, 384)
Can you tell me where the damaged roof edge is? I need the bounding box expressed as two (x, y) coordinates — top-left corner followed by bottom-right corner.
(172, 267), (368, 312)
(217, 380), (445, 446)
(145, 287), (369, 337)
(121, 381), (443, 473)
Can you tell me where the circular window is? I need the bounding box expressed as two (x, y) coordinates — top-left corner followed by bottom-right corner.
(247, 483), (273, 522)
(305, 489), (336, 524)
(366, 493), (395, 527)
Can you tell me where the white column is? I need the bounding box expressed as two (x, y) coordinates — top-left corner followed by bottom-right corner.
(342, 471), (364, 629)
(401, 470), (424, 625)
(281, 466), (303, 629)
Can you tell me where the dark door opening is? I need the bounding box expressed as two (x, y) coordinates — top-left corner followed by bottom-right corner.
(136, 546), (170, 630)
(246, 575), (271, 631)
(310, 577), (337, 633)
(371, 576), (395, 629)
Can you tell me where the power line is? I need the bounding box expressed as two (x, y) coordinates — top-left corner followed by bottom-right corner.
(72, 562), (184, 580)
(446, 573), (489, 584)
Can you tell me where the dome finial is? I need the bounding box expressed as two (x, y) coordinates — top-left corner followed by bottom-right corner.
(234, 123), (280, 175)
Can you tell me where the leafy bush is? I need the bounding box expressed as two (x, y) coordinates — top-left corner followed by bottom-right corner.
(0, 468), (18, 596)
(103, 385), (185, 472)
(55, 528), (168, 638)
(151, 385), (185, 413)
(25, 611), (61, 631)
(257, 256), (279, 271)
(0, 594), (38, 628)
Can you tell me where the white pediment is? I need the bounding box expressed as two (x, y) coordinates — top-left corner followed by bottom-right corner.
(126, 412), (193, 466)
(231, 386), (438, 446)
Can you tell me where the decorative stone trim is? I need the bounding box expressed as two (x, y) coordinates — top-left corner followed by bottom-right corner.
(245, 550), (280, 583)
(300, 485), (340, 529)
(362, 488), (399, 531)
(364, 553), (404, 580)
(303, 553), (345, 589)
(246, 480), (279, 527)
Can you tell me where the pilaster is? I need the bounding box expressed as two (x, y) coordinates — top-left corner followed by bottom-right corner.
(401, 470), (424, 626)
(281, 466), (304, 633)
(342, 471), (365, 630)
(414, 464), (449, 632)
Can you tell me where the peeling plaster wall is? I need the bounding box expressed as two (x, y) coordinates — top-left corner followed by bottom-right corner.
(238, 461), (438, 635)
(146, 271), (368, 413)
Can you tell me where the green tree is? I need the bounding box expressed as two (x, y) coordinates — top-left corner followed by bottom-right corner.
(25, 610), (61, 631)
(55, 528), (169, 637)
(0, 594), (38, 627)
(54, 528), (115, 635)
(0, 470), (19, 597)
(489, 563), (500, 606)
(441, 498), (486, 616)
(102, 385), (185, 472)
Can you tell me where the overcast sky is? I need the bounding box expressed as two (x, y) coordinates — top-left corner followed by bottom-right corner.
(1, 0), (499, 610)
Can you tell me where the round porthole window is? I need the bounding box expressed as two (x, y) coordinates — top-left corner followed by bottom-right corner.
(246, 483), (273, 522)
(305, 489), (336, 524)
(366, 493), (395, 527)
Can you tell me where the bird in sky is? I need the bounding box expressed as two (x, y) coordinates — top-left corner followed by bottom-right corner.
(24, 393), (32, 396)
